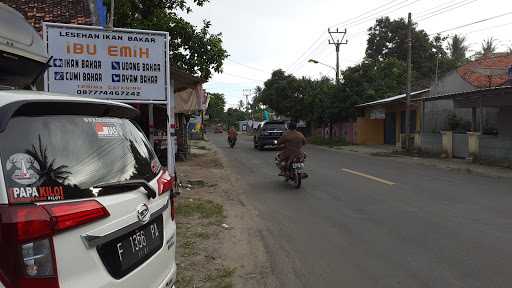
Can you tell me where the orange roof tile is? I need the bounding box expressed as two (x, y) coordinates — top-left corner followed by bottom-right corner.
(3, 0), (94, 32)
(457, 54), (512, 88)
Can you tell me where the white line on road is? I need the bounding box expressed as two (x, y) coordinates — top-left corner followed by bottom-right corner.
(341, 168), (396, 186)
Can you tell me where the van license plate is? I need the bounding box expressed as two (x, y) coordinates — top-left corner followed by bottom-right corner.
(97, 215), (164, 279)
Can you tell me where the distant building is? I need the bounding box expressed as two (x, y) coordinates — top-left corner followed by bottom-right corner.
(424, 54), (512, 132)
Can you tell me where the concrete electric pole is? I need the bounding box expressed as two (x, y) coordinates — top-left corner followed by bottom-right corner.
(405, 12), (413, 151)
(107, 0), (115, 29)
(328, 28), (348, 87)
(243, 89), (253, 120)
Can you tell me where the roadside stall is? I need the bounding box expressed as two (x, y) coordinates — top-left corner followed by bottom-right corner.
(138, 70), (206, 162)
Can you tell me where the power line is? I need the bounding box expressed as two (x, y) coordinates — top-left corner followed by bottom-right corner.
(291, 0), (423, 73)
(286, 0), (406, 72)
(346, 0), (477, 39)
(221, 72), (265, 82)
(464, 21), (512, 35)
(417, 0), (478, 21)
(343, 0), (412, 28)
(432, 11), (512, 35)
(329, 0), (404, 28)
(416, 0), (457, 17)
(226, 59), (269, 74)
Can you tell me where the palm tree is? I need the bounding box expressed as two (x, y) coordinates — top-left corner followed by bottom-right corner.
(475, 37), (498, 58)
(448, 34), (469, 66)
(25, 135), (71, 185)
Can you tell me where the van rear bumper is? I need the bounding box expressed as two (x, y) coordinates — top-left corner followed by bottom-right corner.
(157, 263), (176, 288)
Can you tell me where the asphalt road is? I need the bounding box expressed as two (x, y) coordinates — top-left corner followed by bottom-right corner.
(210, 133), (512, 288)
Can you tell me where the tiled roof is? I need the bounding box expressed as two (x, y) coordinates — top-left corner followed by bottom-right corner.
(457, 54), (512, 88)
(3, 0), (94, 32)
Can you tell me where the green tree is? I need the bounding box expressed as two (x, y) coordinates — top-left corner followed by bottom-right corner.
(365, 17), (447, 88)
(340, 58), (408, 108)
(447, 34), (469, 67)
(106, 0), (228, 80)
(224, 108), (246, 128)
(258, 69), (307, 121)
(206, 93), (226, 121)
(475, 37), (498, 58)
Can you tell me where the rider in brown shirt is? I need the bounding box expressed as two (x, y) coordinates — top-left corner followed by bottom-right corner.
(277, 122), (306, 176)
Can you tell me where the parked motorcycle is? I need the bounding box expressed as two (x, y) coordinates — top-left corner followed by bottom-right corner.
(276, 153), (307, 188)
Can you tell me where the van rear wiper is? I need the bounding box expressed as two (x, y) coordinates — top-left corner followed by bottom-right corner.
(91, 180), (157, 199)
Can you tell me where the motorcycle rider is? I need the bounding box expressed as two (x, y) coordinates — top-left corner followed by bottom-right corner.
(277, 122), (306, 176)
(228, 126), (238, 144)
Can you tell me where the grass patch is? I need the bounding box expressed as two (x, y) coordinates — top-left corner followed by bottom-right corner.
(192, 230), (211, 240)
(180, 238), (199, 257)
(204, 267), (236, 288)
(175, 196), (233, 288)
(177, 198), (225, 220)
(309, 136), (349, 147)
(175, 274), (194, 287)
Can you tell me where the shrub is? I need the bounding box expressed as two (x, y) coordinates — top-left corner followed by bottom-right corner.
(309, 136), (349, 146)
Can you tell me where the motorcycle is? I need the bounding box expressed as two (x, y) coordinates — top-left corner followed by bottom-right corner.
(276, 153), (307, 188)
(228, 136), (237, 148)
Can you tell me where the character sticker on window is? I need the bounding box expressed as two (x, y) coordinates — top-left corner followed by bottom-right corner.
(151, 159), (161, 174)
(6, 153), (40, 185)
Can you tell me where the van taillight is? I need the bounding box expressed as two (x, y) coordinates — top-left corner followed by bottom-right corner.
(157, 169), (173, 195)
(42, 200), (110, 233)
(157, 170), (177, 220)
(0, 201), (109, 288)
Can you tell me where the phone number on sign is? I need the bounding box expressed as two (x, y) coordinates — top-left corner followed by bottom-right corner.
(76, 90), (141, 97)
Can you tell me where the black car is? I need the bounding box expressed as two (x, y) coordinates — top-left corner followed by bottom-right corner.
(253, 121), (287, 150)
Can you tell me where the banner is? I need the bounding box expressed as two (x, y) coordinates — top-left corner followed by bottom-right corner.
(43, 23), (169, 102)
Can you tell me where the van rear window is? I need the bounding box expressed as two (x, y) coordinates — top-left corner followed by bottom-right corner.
(0, 115), (161, 203)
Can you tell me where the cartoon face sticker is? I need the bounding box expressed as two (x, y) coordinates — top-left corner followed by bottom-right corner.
(6, 153), (40, 185)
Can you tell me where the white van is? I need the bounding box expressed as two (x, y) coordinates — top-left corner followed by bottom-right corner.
(0, 90), (177, 288)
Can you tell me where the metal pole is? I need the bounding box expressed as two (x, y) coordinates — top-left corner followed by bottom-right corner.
(405, 12), (412, 150)
(149, 104), (154, 147)
(328, 28), (347, 87)
(108, 0), (114, 29)
(479, 96), (483, 132)
(335, 44), (340, 86)
(435, 55), (439, 90)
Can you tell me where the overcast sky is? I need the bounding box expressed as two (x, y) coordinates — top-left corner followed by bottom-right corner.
(183, 0), (512, 108)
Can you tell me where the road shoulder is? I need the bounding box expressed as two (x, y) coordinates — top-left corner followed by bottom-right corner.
(175, 140), (277, 288)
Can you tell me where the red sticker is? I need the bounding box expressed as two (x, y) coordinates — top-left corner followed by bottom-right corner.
(95, 122), (121, 138)
(8, 186), (65, 203)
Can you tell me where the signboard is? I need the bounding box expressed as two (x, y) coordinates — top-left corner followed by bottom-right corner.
(43, 23), (169, 102)
(369, 107), (385, 120)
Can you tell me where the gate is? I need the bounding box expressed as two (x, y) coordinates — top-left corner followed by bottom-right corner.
(384, 112), (396, 145)
(453, 133), (469, 159)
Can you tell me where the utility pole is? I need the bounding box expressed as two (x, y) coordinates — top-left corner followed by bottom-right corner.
(405, 12), (412, 151)
(327, 28), (347, 139)
(328, 28), (348, 87)
(243, 89), (253, 120)
(107, 0), (115, 29)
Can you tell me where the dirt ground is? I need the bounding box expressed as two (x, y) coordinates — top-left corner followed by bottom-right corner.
(175, 140), (277, 288)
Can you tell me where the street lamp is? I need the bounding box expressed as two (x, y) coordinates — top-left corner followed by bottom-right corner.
(308, 59), (336, 72)
(308, 59), (343, 84)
